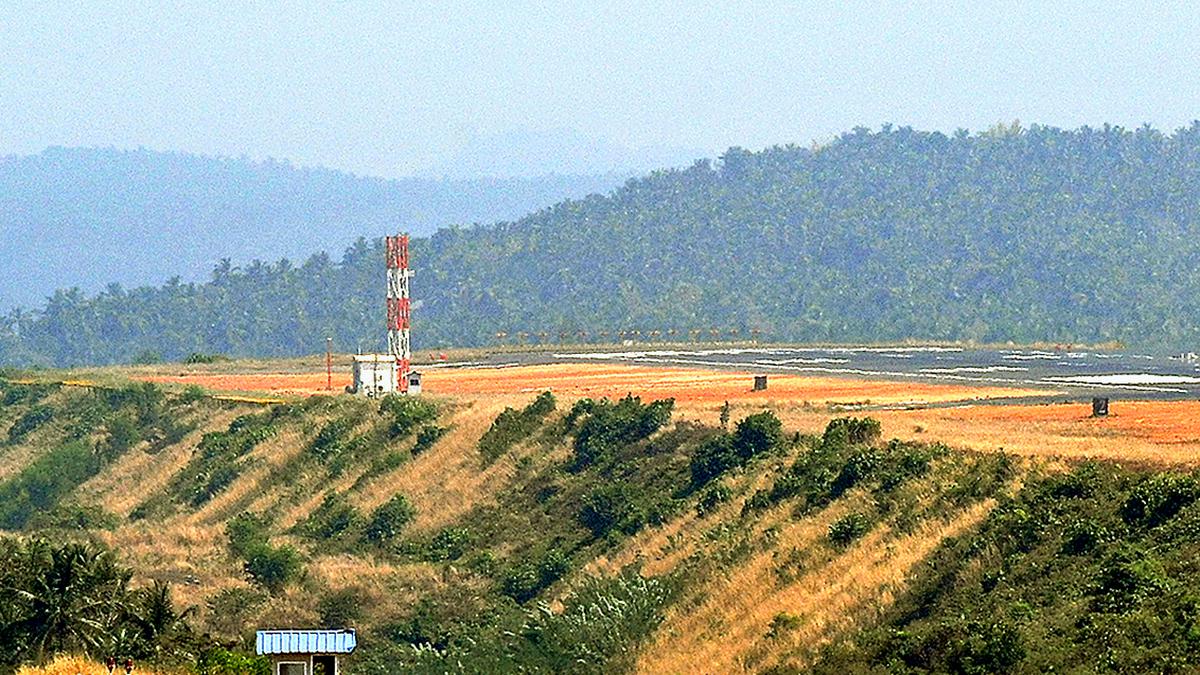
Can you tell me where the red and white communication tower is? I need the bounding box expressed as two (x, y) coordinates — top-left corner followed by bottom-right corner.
(385, 234), (413, 392)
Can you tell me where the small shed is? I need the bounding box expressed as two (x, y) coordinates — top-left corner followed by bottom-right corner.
(350, 355), (398, 396)
(406, 371), (423, 395)
(256, 629), (356, 675)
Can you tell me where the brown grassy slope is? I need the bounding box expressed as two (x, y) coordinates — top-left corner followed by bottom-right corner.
(78, 405), (248, 517)
(0, 389), (76, 482)
(80, 390), (557, 633)
(348, 393), (556, 533)
(629, 449), (1011, 675)
(636, 498), (994, 674)
(17, 360), (1199, 668)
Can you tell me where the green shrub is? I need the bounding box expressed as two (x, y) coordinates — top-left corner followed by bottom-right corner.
(810, 463), (1200, 673)
(767, 612), (803, 638)
(27, 502), (119, 531)
(570, 395), (674, 470)
(379, 395), (439, 438)
(732, 411), (784, 459)
(97, 414), (141, 461)
(689, 433), (737, 488)
(104, 382), (166, 426)
(742, 489), (774, 514)
(579, 483), (650, 537)
(1061, 518), (1109, 555)
(823, 417), (882, 446)
(479, 391), (556, 462)
(6, 404), (54, 442)
(942, 452), (1015, 507)
(1091, 545), (1170, 611)
(502, 548), (571, 603)
(946, 620), (1025, 675)
(365, 494), (416, 544)
(413, 424), (448, 455)
(1046, 461), (1102, 499)
(190, 463), (241, 507)
(830, 449), (880, 498)
(562, 397), (596, 431)
(688, 411), (784, 490)
(877, 442), (939, 492)
(696, 484), (732, 516)
(0, 440), (100, 529)
(1121, 473), (1200, 527)
(194, 646), (271, 675)
(428, 527), (470, 561)
(172, 411), (279, 506)
(301, 493), (360, 540)
(828, 513), (871, 547)
(308, 417), (362, 465)
(244, 543), (303, 593)
(227, 512), (271, 558)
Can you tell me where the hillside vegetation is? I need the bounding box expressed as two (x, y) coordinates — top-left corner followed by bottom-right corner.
(0, 146), (623, 311)
(5, 376), (1200, 672)
(7, 123), (1200, 365)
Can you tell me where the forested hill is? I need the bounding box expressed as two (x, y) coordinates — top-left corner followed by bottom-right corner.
(0, 146), (624, 308)
(6, 123), (1200, 365)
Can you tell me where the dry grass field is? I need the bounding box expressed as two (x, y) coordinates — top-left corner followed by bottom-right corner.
(16, 655), (183, 675)
(136, 361), (1053, 404)
(130, 359), (1200, 468)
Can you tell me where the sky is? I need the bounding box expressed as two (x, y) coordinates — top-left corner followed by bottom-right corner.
(2, 1), (1199, 178)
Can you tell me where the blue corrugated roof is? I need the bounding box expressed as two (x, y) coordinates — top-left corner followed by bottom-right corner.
(256, 629), (357, 655)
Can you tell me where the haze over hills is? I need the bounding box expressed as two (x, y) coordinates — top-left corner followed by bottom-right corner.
(0, 146), (627, 309)
(421, 127), (710, 179)
(6, 122), (1200, 366)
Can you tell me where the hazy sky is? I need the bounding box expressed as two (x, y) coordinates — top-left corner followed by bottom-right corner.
(2, 1), (1199, 178)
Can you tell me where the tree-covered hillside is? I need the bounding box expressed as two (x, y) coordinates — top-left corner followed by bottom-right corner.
(6, 123), (1200, 365)
(0, 146), (624, 309)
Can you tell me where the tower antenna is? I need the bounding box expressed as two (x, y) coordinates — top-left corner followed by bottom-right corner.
(385, 234), (412, 392)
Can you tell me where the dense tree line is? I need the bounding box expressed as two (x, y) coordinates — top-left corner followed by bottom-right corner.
(6, 123), (1200, 365)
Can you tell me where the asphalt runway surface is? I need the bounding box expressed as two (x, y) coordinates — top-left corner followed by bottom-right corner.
(464, 346), (1200, 403)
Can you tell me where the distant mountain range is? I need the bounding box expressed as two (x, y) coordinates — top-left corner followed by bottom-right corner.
(0, 146), (626, 308)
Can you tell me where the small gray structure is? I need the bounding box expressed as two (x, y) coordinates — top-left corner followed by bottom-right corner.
(1092, 397), (1110, 417)
(405, 370), (423, 394)
(753, 374), (768, 391)
(256, 629), (356, 675)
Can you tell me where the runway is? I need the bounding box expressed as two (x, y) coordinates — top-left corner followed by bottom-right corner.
(465, 345), (1200, 402)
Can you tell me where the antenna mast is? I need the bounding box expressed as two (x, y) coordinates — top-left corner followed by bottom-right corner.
(385, 234), (412, 392)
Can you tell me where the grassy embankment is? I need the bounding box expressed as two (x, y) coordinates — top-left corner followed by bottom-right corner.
(3, 369), (1200, 672)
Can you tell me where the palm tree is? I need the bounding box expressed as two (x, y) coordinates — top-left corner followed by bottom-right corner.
(8, 541), (130, 663)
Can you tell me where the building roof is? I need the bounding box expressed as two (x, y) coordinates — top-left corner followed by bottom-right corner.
(352, 353), (396, 362)
(255, 629), (357, 655)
